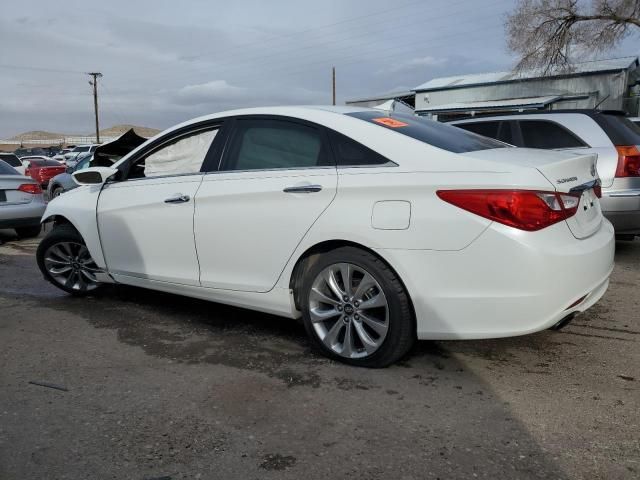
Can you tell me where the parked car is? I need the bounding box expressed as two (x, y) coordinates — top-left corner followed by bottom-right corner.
(14, 147), (48, 158)
(23, 157), (66, 186)
(47, 131), (148, 198)
(43, 146), (63, 157)
(37, 106), (614, 367)
(0, 153), (26, 175)
(65, 151), (92, 169)
(53, 148), (73, 163)
(47, 154), (92, 198)
(0, 159), (45, 237)
(64, 145), (99, 164)
(449, 110), (640, 239)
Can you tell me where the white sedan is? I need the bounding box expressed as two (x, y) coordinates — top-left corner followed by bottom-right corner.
(36, 106), (615, 367)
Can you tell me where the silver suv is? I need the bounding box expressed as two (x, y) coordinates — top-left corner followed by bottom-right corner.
(450, 110), (640, 239)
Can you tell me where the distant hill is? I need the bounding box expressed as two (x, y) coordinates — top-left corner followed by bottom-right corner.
(8, 124), (161, 141)
(9, 130), (65, 141)
(99, 124), (161, 138)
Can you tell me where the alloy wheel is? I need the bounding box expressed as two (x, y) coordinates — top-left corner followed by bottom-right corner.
(308, 262), (389, 359)
(43, 241), (101, 292)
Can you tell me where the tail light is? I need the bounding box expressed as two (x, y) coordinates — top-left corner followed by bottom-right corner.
(593, 185), (602, 198)
(615, 145), (640, 177)
(436, 189), (581, 231)
(18, 183), (42, 194)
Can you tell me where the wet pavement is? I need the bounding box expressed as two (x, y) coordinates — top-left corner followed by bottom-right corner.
(0, 229), (638, 479)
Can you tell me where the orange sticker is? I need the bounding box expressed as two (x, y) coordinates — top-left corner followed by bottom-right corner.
(372, 117), (409, 128)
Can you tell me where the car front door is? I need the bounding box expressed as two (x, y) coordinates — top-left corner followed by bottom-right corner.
(194, 116), (337, 292)
(97, 124), (222, 286)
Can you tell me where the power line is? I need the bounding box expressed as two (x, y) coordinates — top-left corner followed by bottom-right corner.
(186, 0), (429, 62)
(151, 0), (508, 84)
(151, 0), (508, 79)
(0, 64), (87, 75)
(152, 14), (504, 88)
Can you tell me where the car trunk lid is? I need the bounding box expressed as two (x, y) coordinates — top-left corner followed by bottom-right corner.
(463, 148), (602, 239)
(0, 175), (36, 205)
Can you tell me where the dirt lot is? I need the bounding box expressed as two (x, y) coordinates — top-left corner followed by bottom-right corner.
(0, 230), (638, 480)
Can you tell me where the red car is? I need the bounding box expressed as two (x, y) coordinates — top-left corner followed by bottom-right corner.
(23, 157), (66, 186)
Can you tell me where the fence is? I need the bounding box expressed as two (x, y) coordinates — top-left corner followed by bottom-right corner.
(0, 136), (120, 146)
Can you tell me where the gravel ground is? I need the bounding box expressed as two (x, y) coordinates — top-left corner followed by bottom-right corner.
(0, 230), (638, 480)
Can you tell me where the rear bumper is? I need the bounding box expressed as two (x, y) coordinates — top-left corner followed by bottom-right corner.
(377, 219), (615, 340)
(0, 200), (46, 228)
(600, 189), (640, 235)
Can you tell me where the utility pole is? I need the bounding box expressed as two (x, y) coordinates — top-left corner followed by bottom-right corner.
(88, 72), (102, 143)
(332, 67), (336, 106)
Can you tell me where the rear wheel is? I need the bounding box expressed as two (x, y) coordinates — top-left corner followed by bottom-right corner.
(300, 247), (415, 368)
(36, 225), (103, 295)
(15, 225), (42, 238)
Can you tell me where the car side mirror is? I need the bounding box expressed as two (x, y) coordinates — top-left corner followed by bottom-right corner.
(72, 166), (118, 186)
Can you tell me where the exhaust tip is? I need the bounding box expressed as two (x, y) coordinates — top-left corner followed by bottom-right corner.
(550, 313), (576, 331)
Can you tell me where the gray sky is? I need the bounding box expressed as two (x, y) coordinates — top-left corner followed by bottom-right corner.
(1, 0), (638, 138)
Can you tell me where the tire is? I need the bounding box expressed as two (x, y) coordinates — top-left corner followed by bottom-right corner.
(616, 234), (636, 242)
(51, 186), (64, 198)
(15, 225), (42, 238)
(300, 246), (415, 368)
(36, 224), (103, 296)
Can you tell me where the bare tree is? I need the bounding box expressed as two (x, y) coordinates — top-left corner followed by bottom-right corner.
(507, 0), (640, 73)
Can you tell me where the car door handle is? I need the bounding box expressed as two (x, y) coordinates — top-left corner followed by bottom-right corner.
(164, 194), (190, 204)
(283, 184), (323, 194)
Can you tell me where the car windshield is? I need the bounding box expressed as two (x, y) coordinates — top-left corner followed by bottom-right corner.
(74, 146), (90, 152)
(0, 160), (19, 175)
(75, 157), (91, 170)
(346, 111), (507, 153)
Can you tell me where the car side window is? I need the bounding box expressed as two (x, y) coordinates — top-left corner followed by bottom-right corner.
(518, 120), (587, 149)
(328, 130), (391, 166)
(222, 119), (330, 171)
(497, 121), (515, 144)
(456, 121), (500, 139)
(126, 128), (218, 180)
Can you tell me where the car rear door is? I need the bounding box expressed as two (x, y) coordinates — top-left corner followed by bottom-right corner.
(193, 116), (337, 292)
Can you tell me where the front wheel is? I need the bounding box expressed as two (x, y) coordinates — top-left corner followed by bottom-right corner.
(300, 247), (415, 368)
(36, 224), (103, 296)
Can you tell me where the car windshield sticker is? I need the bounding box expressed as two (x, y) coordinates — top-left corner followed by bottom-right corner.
(372, 117), (409, 128)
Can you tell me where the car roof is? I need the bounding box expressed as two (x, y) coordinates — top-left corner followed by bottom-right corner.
(148, 105), (377, 141)
(450, 109), (626, 122)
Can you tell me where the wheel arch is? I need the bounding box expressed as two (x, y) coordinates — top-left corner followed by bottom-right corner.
(288, 239), (417, 328)
(42, 214), (79, 232)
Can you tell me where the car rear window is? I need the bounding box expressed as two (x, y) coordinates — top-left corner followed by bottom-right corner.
(30, 159), (62, 167)
(346, 111), (506, 153)
(0, 160), (19, 175)
(518, 120), (587, 148)
(591, 113), (640, 145)
(0, 153), (21, 167)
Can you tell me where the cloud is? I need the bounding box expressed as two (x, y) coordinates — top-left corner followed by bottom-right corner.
(175, 80), (247, 104)
(382, 56), (448, 74)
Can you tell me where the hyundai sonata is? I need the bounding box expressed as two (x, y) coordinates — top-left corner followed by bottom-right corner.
(36, 106), (615, 367)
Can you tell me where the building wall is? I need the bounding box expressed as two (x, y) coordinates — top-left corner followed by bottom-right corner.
(415, 71), (633, 113)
